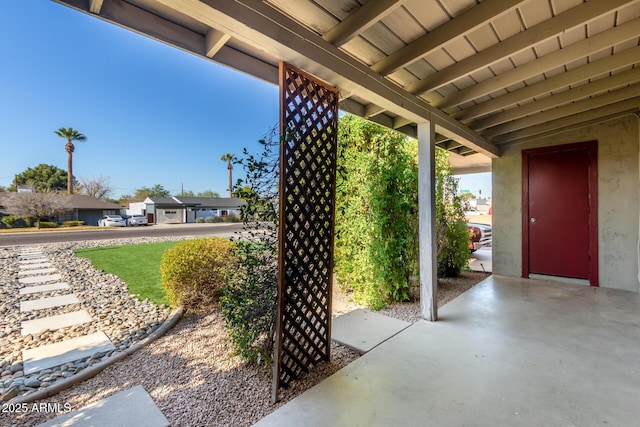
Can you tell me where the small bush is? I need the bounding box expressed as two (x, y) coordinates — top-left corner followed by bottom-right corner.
(221, 241), (277, 364)
(1, 215), (18, 228)
(222, 214), (240, 223)
(212, 216), (223, 223)
(62, 220), (85, 227)
(195, 217), (205, 223)
(38, 221), (58, 228)
(160, 237), (237, 310)
(204, 216), (215, 223)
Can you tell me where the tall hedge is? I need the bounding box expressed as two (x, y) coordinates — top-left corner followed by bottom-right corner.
(334, 115), (419, 308)
(334, 114), (468, 309)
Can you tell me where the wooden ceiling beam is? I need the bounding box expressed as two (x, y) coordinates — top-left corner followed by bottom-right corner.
(473, 67), (640, 130)
(371, 0), (526, 76)
(144, 0), (498, 156)
(437, 16), (640, 109)
(456, 45), (640, 121)
(364, 103), (386, 118)
(492, 97), (640, 144)
(89, 0), (103, 14)
(323, 0), (406, 47)
(484, 84), (640, 138)
(407, 0), (639, 95)
(205, 28), (230, 58)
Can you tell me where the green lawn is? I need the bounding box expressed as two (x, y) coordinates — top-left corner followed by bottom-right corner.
(75, 241), (179, 306)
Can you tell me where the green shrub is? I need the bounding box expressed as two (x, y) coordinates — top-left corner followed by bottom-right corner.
(195, 217), (205, 223)
(204, 216), (215, 223)
(334, 115), (418, 309)
(212, 216), (223, 223)
(1, 215), (18, 228)
(160, 237), (237, 310)
(221, 241), (277, 364)
(38, 221), (58, 228)
(435, 154), (470, 277)
(62, 220), (85, 227)
(222, 127), (279, 364)
(222, 214), (240, 223)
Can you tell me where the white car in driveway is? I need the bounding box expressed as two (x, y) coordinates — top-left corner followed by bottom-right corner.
(98, 215), (127, 227)
(127, 215), (149, 226)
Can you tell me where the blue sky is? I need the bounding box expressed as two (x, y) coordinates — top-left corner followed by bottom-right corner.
(0, 1), (279, 199)
(0, 2), (490, 200)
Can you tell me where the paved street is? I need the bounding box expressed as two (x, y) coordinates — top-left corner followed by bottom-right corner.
(0, 223), (244, 247)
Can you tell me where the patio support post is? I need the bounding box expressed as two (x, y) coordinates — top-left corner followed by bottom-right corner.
(418, 121), (438, 321)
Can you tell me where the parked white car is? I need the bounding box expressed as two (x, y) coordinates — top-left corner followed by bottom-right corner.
(98, 215), (127, 227)
(127, 215), (149, 226)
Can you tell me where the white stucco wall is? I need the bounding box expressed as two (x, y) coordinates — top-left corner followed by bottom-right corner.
(492, 114), (640, 292)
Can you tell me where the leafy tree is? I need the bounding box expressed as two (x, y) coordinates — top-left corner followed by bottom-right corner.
(79, 175), (113, 200)
(0, 185), (6, 192)
(54, 127), (86, 195)
(120, 184), (171, 204)
(149, 184), (171, 198)
(177, 190), (196, 197)
(13, 164), (69, 192)
(2, 192), (70, 228)
(197, 189), (220, 198)
(220, 153), (235, 197)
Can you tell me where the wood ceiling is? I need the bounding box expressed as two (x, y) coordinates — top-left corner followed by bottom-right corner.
(56, 0), (640, 172)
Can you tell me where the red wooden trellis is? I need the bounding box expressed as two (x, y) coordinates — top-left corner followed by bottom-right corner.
(272, 62), (339, 402)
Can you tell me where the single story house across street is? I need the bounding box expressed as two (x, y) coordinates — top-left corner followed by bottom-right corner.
(127, 196), (245, 224)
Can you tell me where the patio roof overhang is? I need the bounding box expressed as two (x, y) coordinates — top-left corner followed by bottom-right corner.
(54, 0), (640, 174)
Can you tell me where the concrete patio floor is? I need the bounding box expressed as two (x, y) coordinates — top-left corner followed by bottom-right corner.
(256, 275), (640, 427)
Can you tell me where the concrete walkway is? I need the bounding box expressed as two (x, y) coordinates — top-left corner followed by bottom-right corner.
(255, 275), (640, 426)
(36, 385), (169, 427)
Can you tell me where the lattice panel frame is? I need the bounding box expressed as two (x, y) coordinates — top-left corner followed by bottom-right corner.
(272, 62), (339, 402)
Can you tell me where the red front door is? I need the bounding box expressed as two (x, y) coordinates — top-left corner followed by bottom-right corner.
(522, 141), (598, 285)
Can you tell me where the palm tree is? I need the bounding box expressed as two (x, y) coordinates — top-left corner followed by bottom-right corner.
(220, 153), (235, 198)
(54, 127), (86, 195)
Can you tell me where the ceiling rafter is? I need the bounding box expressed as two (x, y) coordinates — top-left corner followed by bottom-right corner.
(455, 45), (640, 121)
(205, 28), (230, 58)
(370, 0), (526, 76)
(322, 0), (406, 47)
(492, 97), (640, 144)
(484, 84), (640, 138)
(89, 0), (103, 14)
(150, 0), (498, 157)
(406, 0), (638, 96)
(437, 16), (640, 109)
(472, 67), (640, 130)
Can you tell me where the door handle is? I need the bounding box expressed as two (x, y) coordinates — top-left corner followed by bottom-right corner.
(530, 217), (536, 223)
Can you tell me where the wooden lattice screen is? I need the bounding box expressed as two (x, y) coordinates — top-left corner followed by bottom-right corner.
(272, 62), (339, 402)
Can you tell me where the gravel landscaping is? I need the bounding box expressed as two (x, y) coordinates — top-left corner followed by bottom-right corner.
(2, 237), (489, 426)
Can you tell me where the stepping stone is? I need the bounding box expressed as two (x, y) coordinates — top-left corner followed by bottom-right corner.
(18, 249), (43, 254)
(21, 310), (93, 336)
(36, 385), (169, 427)
(331, 308), (411, 353)
(23, 332), (115, 375)
(19, 257), (49, 264)
(20, 294), (79, 312)
(19, 282), (71, 295)
(19, 262), (53, 270)
(18, 268), (57, 276)
(18, 274), (62, 284)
